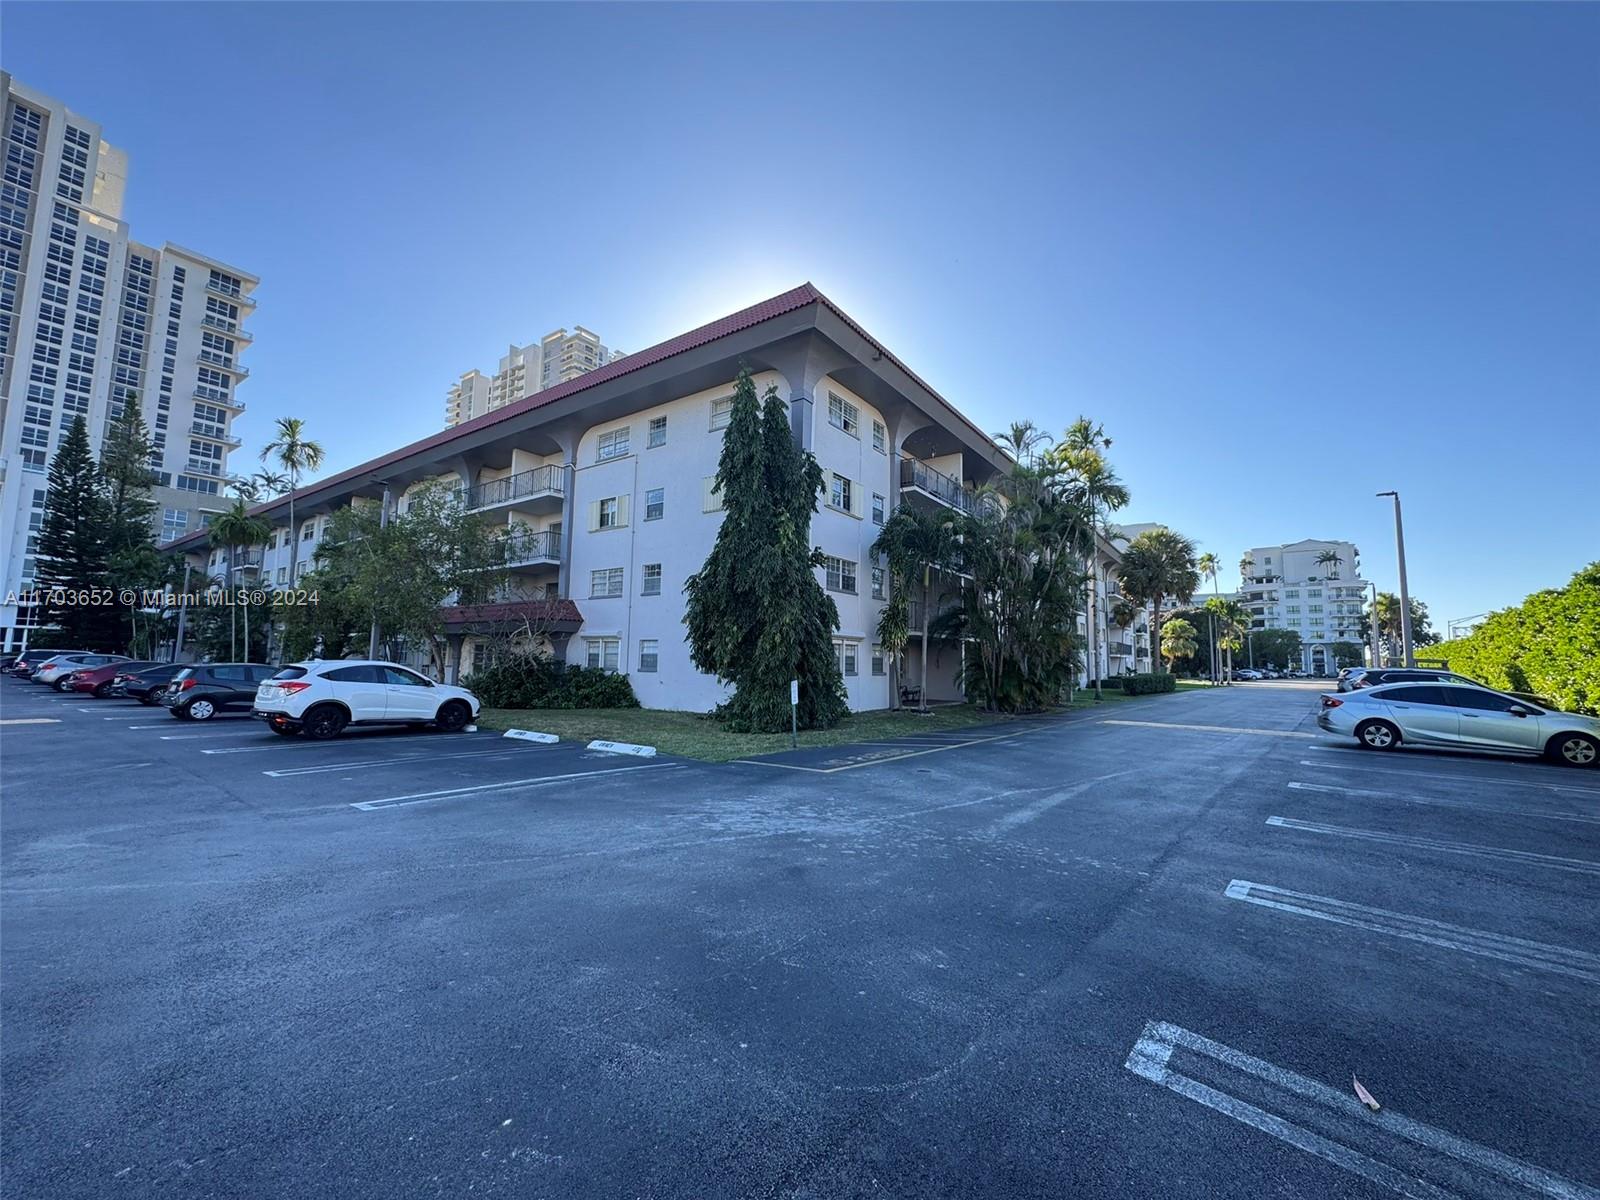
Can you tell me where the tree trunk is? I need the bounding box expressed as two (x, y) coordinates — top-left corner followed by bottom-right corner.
(229, 552), (238, 660)
(286, 482), (297, 587)
(1089, 564), (1102, 701)
(918, 565), (931, 711)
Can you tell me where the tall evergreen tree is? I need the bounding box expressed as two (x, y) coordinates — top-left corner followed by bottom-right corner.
(99, 402), (163, 648)
(35, 416), (116, 647)
(684, 367), (846, 732)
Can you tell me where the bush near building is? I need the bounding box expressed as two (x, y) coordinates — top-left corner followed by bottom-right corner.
(466, 654), (639, 710)
(1118, 672), (1178, 696)
(1426, 563), (1599, 716)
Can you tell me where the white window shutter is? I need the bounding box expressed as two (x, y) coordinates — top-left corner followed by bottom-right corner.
(702, 476), (720, 512)
(616, 495), (630, 527)
(588, 500), (600, 532)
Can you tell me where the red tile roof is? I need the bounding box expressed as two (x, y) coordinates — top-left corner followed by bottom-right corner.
(439, 599), (583, 627)
(166, 282), (993, 548)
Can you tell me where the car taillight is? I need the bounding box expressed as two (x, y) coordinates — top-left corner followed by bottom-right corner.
(114, 674), (133, 682)
(1321, 696), (1343, 708)
(276, 681), (313, 694)
(178, 678), (198, 691)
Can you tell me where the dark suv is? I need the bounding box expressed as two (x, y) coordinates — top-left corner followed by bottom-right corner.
(160, 663), (278, 720)
(1339, 667), (1479, 693)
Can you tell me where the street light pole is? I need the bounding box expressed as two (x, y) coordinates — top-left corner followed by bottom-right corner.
(1377, 491), (1414, 667)
(367, 482), (392, 660)
(1367, 579), (1382, 668)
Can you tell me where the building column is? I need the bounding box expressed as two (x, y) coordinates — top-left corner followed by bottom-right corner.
(550, 427), (581, 600)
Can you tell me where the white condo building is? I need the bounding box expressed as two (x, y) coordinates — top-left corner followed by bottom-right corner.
(446, 327), (624, 426)
(1234, 538), (1370, 672)
(0, 75), (257, 650)
(168, 285), (1015, 711)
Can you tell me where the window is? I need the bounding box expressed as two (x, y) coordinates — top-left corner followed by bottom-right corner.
(324, 665), (384, 683)
(1382, 685), (1451, 706)
(645, 488), (664, 521)
(829, 474), (854, 514)
(825, 556), (857, 594)
(1451, 689), (1532, 713)
(871, 493), (885, 525)
(383, 666), (431, 687)
(1286, 605), (1300, 614)
(871, 566), (885, 600)
(827, 392), (858, 436)
(301, 520), (315, 541)
(590, 568), (624, 598)
(833, 640), (859, 676)
(871, 645), (886, 675)
(702, 476), (725, 513)
(1308, 589), (1323, 598)
(648, 416), (667, 447)
(710, 395), (735, 430)
(872, 420), (886, 453)
(1285, 589), (1300, 598)
(638, 640), (659, 673)
(585, 638), (621, 672)
(591, 496), (628, 529)
(160, 507), (188, 542)
(597, 427), (630, 461)
(641, 563), (662, 595)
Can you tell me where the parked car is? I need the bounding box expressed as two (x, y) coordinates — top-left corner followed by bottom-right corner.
(67, 660), (159, 697)
(160, 663), (280, 720)
(1337, 667), (1480, 693)
(6, 648), (69, 678)
(36, 653), (131, 689)
(1234, 668), (1263, 681)
(1317, 683), (1599, 767)
(253, 660), (480, 739)
(117, 662), (189, 703)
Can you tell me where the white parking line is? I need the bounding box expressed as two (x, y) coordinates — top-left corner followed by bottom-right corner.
(1265, 815), (1600, 877)
(352, 763), (681, 811)
(101, 713), (153, 720)
(1223, 880), (1600, 983)
(264, 746), (540, 778)
(1286, 781), (1600, 825)
(0, 717), (58, 725)
(1125, 1020), (1597, 1199)
(1101, 719), (1320, 739)
(1297, 758), (1600, 797)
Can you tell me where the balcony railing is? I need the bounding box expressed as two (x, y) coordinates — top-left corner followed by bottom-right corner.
(201, 313), (252, 340)
(463, 464), (564, 511)
(206, 280), (256, 307)
(197, 352), (249, 378)
(193, 386), (245, 410)
(189, 422), (241, 447)
(1108, 641), (1136, 657)
(503, 528), (561, 566)
(899, 457), (982, 515)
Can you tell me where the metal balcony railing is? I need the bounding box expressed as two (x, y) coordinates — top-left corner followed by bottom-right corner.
(1108, 641), (1136, 657)
(197, 352), (249, 378)
(463, 464), (564, 511)
(899, 457), (980, 515)
(189, 422), (241, 446)
(503, 528), (561, 566)
(206, 280), (256, 306)
(193, 385), (244, 409)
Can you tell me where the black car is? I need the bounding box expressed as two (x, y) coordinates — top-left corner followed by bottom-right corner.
(1340, 667), (1479, 692)
(7, 648), (69, 678)
(160, 663), (278, 720)
(116, 662), (190, 703)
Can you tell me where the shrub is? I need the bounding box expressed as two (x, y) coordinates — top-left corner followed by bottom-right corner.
(1120, 672), (1177, 696)
(467, 654), (639, 710)
(1099, 676), (1124, 691)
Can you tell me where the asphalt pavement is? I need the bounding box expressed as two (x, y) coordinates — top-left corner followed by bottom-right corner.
(2, 677), (1596, 1199)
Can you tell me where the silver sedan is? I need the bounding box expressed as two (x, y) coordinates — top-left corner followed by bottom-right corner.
(1317, 682), (1600, 767)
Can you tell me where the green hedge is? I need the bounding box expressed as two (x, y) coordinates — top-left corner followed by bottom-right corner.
(1423, 563), (1599, 716)
(1120, 672), (1177, 695)
(466, 655), (640, 710)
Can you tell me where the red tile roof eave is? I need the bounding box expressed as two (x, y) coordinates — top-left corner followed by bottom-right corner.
(161, 281), (1003, 550)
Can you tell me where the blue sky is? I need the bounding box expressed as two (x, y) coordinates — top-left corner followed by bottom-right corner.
(7, 2), (1596, 627)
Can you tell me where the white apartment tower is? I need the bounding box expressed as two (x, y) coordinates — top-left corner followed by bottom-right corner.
(0, 75), (257, 649)
(446, 326), (623, 426)
(1235, 538), (1370, 672)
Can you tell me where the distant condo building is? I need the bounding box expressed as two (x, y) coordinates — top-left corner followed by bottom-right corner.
(446, 327), (624, 426)
(1232, 538), (1370, 672)
(0, 74), (257, 650)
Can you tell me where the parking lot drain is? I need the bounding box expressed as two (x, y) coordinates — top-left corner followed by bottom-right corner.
(503, 729), (559, 744)
(587, 739), (656, 757)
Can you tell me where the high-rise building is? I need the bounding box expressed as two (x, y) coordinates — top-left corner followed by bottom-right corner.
(446, 326), (623, 426)
(0, 74), (257, 649)
(1232, 538), (1370, 672)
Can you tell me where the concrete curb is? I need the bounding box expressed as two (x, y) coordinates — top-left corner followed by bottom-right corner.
(587, 739), (656, 758)
(503, 729), (559, 744)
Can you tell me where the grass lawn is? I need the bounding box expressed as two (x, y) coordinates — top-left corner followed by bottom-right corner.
(477, 684), (1199, 761)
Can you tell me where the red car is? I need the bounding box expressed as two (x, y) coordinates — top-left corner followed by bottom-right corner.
(68, 659), (159, 697)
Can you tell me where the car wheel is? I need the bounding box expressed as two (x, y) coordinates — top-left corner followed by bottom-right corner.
(138, 694), (155, 705)
(1548, 732), (1598, 769)
(93, 681), (112, 697)
(1355, 719), (1400, 751)
(185, 698), (217, 721)
(54, 678), (72, 692)
(434, 700), (472, 733)
(302, 705), (347, 741)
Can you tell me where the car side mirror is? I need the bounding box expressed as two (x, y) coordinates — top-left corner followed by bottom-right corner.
(1507, 705), (1530, 718)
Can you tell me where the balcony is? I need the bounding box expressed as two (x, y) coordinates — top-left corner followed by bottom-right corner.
(1107, 641), (1136, 658)
(463, 464), (564, 515)
(906, 598), (964, 636)
(193, 386), (245, 411)
(189, 422), (241, 447)
(206, 280), (257, 307)
(201, 313), (253, 341)
(502, 528), (561, 572)
(197, 352), (249, 378)
(899, 457), (984, 516)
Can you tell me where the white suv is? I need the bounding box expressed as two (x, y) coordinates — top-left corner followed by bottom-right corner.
(253, 659), (480, 740)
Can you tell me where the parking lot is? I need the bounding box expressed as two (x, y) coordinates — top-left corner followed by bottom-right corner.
(3, 677), (1597, 1199)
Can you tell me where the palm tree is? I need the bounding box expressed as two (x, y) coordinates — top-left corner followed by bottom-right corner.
(992, 419), (1050, 468)
(1196, 551), (1221, 684)
(1057, 444), (1129, 700)
(1205, 597), (1250, 682)
(1119, 528), (1200, 676)
(1238, 553), (1255, 583)
(1315, 549), (1343, 579)
(260, 417), (325, 586)
(872, 504), (960, 711)
(209, 498), (273, 660)
(1159, 617), (1199, 672)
